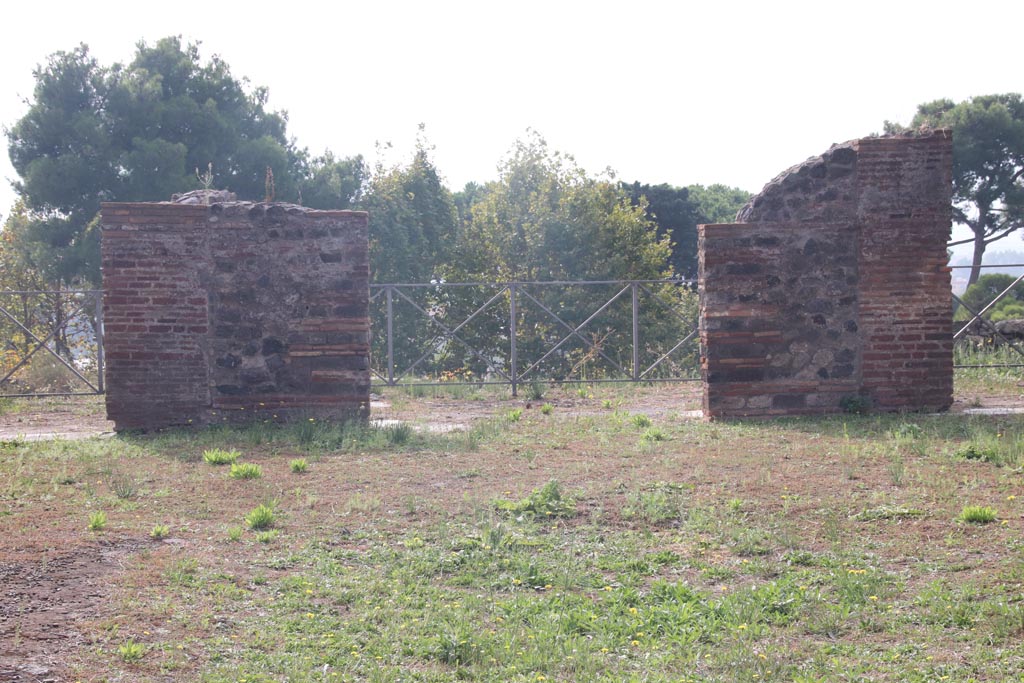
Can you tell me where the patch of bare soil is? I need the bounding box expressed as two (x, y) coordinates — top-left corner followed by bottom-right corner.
(0, 397), (112, 442)
(0, 538), (144, 683)
(373, 382), (704, 431)
(951, 385), (1024, 413)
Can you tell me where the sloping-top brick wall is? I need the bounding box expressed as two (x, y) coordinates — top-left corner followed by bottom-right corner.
(699, 130), (953, 418)
(101, 201), (369, 431)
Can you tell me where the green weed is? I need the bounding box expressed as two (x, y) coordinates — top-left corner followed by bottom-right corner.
(496, 480), (576, 518)
(853, 505), (924, 522)
(150, 524), (170, 540)
(256, 530), (278, 544)
(958, 505), (997, 524)
(384, 422), (412, 445)
(229, 462), (262, 480)
(202, 448), (240, 465)
(245, 504), (276, 530)
(289, 458), (309, 474)
(110, 474), (137, 500)
(622, 482), (689, 525)
(526, 380), (547, 401)
(631, 413), (653, 428)
(641, 426), (667, 442)
(87, 510), (107, 532)
(840, 395), (871, 414)
(117, 639), (145, 663)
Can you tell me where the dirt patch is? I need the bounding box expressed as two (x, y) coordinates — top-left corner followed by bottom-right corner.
(0, 537), (145, 683)
(0, 397), (112, 442)
(2, 381), (1020, 442)
(372, 382), (704, 431)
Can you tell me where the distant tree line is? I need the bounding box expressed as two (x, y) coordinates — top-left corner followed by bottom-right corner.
(3, 37), (749, 290)
(1, 37), (754, 383)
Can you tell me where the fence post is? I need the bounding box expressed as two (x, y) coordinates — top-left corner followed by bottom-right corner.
(386, 286), (395, 385)
(94, 291), (105, 394)
(510, 283), (518, 397)
(631, 282), (640, 381)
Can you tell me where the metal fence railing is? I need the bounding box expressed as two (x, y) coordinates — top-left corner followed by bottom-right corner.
(3, 267), (1020, 399)
(0, 290), (105, 397)
(951, 264), (1024, 370)
(369, 279), (700, 395)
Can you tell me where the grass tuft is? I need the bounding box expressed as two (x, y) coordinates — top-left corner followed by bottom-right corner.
(245, 503), (275, 530)
(117, 640), (144, 663)
(87, 510), (107, 532)
(958, 505), (997, 524)
(229, 462), (262, 480)
(203, 448), (240, 465)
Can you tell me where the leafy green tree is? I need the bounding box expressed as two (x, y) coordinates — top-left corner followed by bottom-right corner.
(359, 142), (458, 283)
(296, 152), (366, 210)
(0, 204), (85, 386)
(6, 37), (360, 285)
(955, 273), (1024, 322)
(437, 134), (689, 380)
(458, 133), (671, 282)
(0, 203), (48, 293)
(687, 183), (752, 224)
(887, 94), (1024, 285)
(619, 182), (750, 278)
(620, 182), (701, 278)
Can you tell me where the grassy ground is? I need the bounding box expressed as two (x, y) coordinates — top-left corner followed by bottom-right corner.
(1, 377), (1023, 682)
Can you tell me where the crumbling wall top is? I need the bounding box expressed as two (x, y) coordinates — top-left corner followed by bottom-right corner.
(736, 128), (951, 224)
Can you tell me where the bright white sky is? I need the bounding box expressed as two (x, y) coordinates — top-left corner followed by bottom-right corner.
(2, 0), (1022, 257)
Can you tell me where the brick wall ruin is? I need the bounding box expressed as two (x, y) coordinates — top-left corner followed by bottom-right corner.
(101, 200), (369, 431)
(699, 130), (954, 418)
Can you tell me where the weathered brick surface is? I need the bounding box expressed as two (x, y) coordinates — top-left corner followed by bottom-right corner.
(101, 202), (369, 431)
(700, 130), (953, 418)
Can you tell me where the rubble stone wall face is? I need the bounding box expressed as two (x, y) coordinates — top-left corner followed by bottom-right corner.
(101, 202), (369, 431)
(700, 131), (953, 418)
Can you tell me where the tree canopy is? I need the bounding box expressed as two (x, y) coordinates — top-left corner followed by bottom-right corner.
(620, 182), (750, 278)
(886, 94), (1024, 285)
(956, 273), (1024, 323)
(455, 133), (671, 282)
(359, 140), (458, 283)
(6, 37), (361, 285)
